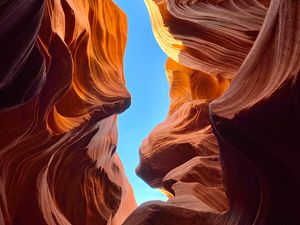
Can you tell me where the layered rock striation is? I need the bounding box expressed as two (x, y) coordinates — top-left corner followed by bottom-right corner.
(1, 0), (299, 224)
(124, 0), (300, 225)
(0, 0), (136, 224)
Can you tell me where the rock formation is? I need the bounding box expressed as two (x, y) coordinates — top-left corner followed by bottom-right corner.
(1, 0), (300, 224)
(0, 0), (136, 224)
(124, 0), (300, 225)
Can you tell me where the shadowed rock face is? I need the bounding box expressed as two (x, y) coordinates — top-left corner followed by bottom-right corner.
(124, 0), (300, 225)
(1, 0), (300, 224)
(0, 0), (136, 225)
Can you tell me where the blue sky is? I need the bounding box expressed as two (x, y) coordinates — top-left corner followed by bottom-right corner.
(114, 0), (170, 204)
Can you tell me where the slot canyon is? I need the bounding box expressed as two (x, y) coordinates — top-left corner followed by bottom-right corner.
(0, 0), (299, 225)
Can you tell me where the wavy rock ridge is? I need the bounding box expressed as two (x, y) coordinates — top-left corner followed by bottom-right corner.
(1, 0), (300, 224)
(0, 0), (136, 224)
(124, 0), (300, 225)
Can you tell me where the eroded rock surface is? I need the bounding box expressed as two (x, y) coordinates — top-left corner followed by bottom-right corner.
(0, 0), (136, 224)
(124, 0), (300, 225)
(1, 0), (299, 224)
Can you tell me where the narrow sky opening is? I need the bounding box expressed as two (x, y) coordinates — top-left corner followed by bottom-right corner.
(113, 0), (170, 205)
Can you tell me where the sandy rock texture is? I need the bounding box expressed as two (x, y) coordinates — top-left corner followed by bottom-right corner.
(124, 0), (300, 225)
(0, 0), (136, 224)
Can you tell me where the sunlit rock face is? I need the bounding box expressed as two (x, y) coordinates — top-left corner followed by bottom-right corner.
(124, 0), (300, 225)
(0, 0), (136, 224)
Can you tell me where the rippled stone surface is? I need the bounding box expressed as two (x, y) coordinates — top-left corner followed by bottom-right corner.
(0, 0), (136, 224)
(1, 0), (299, 224)
(124, 0), (300, 225)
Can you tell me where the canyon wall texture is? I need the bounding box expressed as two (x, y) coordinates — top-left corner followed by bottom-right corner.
(124, 0), (300, 225)
(1, 0), (300, 224)
(0, 0), (136, 225)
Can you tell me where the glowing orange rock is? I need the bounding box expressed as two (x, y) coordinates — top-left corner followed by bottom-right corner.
(0, 0), (136, 224)
(124, 0), (300, 225)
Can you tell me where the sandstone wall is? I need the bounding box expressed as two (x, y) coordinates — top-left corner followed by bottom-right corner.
(124, 0), (300, 224)
(0, 1), (136, 224)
